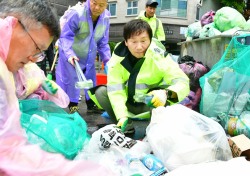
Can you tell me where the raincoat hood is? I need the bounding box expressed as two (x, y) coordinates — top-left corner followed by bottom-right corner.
(0, 16), (17, 61)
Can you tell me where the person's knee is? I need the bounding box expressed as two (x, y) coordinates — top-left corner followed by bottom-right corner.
(95, 86), (108, 98)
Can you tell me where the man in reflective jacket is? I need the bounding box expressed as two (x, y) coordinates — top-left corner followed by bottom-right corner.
(89, 19), (189, 134)
(137, 0), (165, 43)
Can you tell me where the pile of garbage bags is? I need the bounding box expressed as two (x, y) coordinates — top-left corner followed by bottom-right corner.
(75, 105), (234, 175)
(185, 7), (249, 41)
(17, 97), (250, 175)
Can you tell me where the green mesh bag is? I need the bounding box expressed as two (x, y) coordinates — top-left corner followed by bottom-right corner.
(199, 34), (250, 137)
(19, 99), (90, 159)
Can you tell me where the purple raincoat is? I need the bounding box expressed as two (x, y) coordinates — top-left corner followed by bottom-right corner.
(56, 0), (111, 103)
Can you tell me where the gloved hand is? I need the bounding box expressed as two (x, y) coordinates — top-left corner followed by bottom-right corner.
(46, 71), (53, 80)
(117, 117), (128, 132)
(54, 40), (59, 51)
(42, 79), (59, 95)
(68, 56), (79, 66)
(104, 64), (108, 75)
(148, 90), (167, 107)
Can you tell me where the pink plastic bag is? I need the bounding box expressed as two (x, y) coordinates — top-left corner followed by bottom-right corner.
(201, 10), (215, 27)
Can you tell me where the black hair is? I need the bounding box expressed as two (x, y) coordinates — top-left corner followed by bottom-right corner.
(123, 19), (152, 41)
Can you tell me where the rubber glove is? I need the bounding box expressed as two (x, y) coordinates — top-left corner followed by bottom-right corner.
(104, 64), (108, 75)
(68, 56), (79, 66)
(117, 117), (128, 132)
(54, 40), (59, 51)
(42, 79), (58, 95)
(148, 90), (167, 107)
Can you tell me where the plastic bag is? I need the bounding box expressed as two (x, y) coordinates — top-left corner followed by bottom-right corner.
(199, 22), (221, 38)
(76, 124), (152, 175)
(199, 34), (250, 137)
(146, 105), (232, 171)
(167, 157), (250, 176)
(185, 21), (202, 41)
(179, 88), (202, 112)
(200, 10), (215, 27)
(214, 7), (246, 32)
(74, 60), (93, 89)
(15, 62), (44, 99)
(178, 55), (209, 92)
(244, 19), (250, 30)
(19, 99), (90, 159)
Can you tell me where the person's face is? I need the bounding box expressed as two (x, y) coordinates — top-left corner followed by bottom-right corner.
(145, 6), (156, 18)
(6, 20), (53, 72)
(90, 0), (107, 18)
(125, 30), (151, 59)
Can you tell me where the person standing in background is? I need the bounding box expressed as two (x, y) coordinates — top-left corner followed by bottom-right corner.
(137, 0), (165, 44)
(56, 0), (111, 114)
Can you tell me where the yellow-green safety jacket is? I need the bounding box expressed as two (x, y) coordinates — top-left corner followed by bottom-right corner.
(137, 11), (166, 41)
(104, 39), (189, 119)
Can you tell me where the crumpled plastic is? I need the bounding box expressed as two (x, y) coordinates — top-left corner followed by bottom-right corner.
(0, 16), (115, 176)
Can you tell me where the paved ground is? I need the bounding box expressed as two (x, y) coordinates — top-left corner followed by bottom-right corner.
(43, 56), (149, 140)
(64, 90), (150, 140)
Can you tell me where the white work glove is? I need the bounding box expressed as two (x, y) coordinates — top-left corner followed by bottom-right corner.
(148, 90), (167, 107)
(68, 56), (79, 66)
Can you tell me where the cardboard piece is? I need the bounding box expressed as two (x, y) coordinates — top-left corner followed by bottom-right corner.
(228, 134), (250, 161)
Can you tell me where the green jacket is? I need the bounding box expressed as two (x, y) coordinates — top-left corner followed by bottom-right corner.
(137, 11), (166, 41)
(107, 39), (189, 119)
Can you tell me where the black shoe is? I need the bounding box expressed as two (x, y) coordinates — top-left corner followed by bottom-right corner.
(69, 106), (79, 114)
(87, 105), (104, 114)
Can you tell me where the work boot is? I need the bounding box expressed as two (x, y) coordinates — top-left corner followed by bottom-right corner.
(87, 105), (104, 114)
(68, 102), (79, 114)
(69, 106), (79, 114)
(86, 99), (104, 114)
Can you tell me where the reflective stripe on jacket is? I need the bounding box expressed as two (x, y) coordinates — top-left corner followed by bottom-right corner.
(107, 39), (189, 119)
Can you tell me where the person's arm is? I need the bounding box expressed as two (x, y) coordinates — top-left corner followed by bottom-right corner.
(156, 19), (166, 42)
(107, 56), (130, 120)
(59, 10), (80, 61)
(97, 14), (111, 66)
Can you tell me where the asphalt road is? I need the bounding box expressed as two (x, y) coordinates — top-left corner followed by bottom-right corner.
(64, 90), (150, 140)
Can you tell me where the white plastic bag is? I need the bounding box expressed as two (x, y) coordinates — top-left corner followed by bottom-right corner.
(167, 157), (250, 176)
(75, 124), (152, 175)
(146, 105), (232, 171)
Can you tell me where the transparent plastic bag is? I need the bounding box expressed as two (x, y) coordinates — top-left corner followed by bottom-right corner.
(146, 105), (232, 171)
(74, 60), (93, 89)
(19, 99), (90, 159)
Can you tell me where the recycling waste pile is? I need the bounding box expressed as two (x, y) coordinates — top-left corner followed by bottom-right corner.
(17, 6), (250, 175)
(19, 99), (250, 175)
